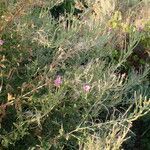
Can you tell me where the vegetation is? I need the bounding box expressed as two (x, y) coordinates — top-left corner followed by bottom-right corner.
(0, 0), (150, 149)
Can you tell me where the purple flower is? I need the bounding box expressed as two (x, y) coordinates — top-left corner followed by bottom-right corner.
(54, 75), (62, 87)
(83, 84), (91, 92)
(0, 39), (4, 46)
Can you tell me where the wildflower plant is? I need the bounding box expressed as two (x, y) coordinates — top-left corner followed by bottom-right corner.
(0, 0), (150, 149)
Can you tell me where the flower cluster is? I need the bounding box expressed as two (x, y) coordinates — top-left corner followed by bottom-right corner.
(54, 75), (91, 93)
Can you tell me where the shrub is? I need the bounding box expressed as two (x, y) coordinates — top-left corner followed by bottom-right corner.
(0, 0), (149, 149)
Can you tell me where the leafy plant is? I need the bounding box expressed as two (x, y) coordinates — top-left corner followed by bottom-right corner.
(0, 0), (149, 149)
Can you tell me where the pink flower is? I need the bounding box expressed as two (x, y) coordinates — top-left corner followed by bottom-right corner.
(54, 75), (62, 87)
(83, 84), (91, 92)
(0, 39), (4, 46)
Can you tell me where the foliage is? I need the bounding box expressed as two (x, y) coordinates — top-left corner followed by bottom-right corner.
(0, 0), (150, 149)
